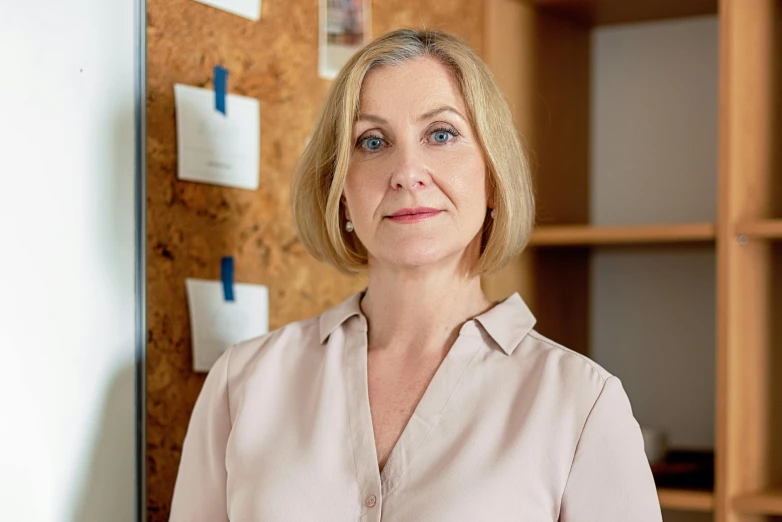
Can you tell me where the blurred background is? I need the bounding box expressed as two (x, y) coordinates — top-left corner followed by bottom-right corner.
(1, 0), (780, 521)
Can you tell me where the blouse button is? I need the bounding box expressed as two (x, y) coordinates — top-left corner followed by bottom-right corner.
(366, 494), (377, 508)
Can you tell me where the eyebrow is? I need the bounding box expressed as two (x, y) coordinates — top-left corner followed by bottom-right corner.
(418, 105), (465, 122)
(355, 105), (466, 126)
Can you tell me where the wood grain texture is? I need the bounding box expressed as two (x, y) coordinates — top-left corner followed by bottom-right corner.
(146, 1), (484, 519)
(527, 247), (590, 355)
(531, 0), (717, 26)
(735, 219), (782, 239)
(733, 487), (782, 515)
(716, 3), (735, 520)
(657, 488), (715, 512)
(533, 10), (590, 226)
(530, 223), (717, 246)
(718, 1), (782, 521)
(525, 9), (591, 354)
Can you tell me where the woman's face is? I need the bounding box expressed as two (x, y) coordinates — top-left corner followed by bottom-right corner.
(343, 56), (489, 271)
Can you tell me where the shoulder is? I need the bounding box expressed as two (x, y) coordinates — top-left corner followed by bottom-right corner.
(526, 329), (612, 379)
(218, 291), (363, 381)
(477, 292), (612, 396)
(223, 314), (322, 373)
(507, 331), (635, 446)
(513, 329), (615, 399)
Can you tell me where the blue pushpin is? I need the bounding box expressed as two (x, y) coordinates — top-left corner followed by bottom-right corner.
(214, 65), (228, 115)
(221, 256), (235, 301)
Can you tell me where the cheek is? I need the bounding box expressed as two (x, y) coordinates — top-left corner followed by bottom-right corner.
(440, 151), (488, 208)
(344, 166), (382, 218)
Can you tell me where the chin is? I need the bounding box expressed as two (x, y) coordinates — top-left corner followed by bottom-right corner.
(377, 239), (462, 269)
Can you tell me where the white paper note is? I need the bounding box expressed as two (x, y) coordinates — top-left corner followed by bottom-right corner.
(192, 0), (261, 21)
(185, 278), (269, 372)
(174, 84), (260, 190)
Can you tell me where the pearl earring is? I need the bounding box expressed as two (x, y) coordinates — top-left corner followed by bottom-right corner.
(345, 220), (354, 232)
(490, 208), (496, 219)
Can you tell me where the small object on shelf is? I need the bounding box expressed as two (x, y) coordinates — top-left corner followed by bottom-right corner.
(641, 426), (667, 465)
(651, 449), (714, 491)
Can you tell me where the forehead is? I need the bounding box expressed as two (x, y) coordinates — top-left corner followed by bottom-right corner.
(358, 56), (467, 117)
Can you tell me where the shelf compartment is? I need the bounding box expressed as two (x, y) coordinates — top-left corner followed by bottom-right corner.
(657, 488), (714, 512)
(735, 219), (782, 239)
(529, 0), (718, 26)
(529, 223), (716, 246)
(732, 488), (782, 515)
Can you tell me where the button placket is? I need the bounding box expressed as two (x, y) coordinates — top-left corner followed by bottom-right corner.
(344, 321), (383, 519)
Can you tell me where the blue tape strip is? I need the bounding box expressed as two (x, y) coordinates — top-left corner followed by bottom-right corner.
(214, 65), (228, 115)
(221, 256), (235, 301)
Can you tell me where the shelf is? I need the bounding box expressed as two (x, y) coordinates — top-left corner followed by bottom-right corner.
(657, 488), (714, 512)
(529, 223), (716, 247)
(733, 488), (782, 515)
(529, 0), (718, 26)
(735, 219), (782, 239)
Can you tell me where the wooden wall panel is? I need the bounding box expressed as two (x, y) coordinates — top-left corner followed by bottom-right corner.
(146, 1), (484, 519)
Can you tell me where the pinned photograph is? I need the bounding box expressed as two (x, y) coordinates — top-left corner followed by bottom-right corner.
(319, 0), (371, 80)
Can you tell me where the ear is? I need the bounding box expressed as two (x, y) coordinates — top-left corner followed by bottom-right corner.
(341, 193), (351, 220)
(485, 168), (495, 210)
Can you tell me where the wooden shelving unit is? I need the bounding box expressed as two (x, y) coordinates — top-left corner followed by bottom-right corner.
(529, 0), (718, 25)
(483, 0), (782, 521)
(734, 219), (782, 239)
(659, 488), (716, 512)
(732, 489), (782, 515)
(530, 223), (716, 246)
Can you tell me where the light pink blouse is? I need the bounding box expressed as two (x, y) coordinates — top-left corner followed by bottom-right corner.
(170, 291), (663, 521)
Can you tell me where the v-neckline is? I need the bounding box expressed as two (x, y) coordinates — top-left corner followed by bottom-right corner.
(344, 317), (484, 498)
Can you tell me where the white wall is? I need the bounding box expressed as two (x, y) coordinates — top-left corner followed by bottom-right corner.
(590, 16), (718, 227)
(0, 0), (139, 521)
(589, 17), (718, 450)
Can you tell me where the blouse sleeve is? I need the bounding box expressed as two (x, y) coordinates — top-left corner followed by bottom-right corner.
(559, 376), (663, 522)
(169, 347), (233, 522)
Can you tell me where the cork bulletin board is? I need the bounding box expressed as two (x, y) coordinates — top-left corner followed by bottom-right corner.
(145, 0), (485, 518)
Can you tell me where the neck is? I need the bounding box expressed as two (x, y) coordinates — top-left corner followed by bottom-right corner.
(360, 257), (493, 359)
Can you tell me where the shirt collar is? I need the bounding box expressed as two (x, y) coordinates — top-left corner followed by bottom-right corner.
(318, 290), (366, 343)
(318, 289), (537, 355)
(473, 292), (537, 355)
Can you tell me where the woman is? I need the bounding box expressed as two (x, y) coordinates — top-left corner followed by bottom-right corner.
(170, 29), (663, 521)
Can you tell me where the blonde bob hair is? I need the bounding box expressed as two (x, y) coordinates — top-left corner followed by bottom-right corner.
(291, 29), (535, 275)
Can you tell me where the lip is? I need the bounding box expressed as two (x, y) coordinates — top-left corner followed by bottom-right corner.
(386, 207), (442, 223)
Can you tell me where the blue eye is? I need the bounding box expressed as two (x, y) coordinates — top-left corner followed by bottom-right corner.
(358, 136), (384, 151)
(365, 138), (382, 150)
(430, 127), (458, 144)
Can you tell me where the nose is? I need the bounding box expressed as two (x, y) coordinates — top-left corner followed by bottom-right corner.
(389, 143), (429, 190)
